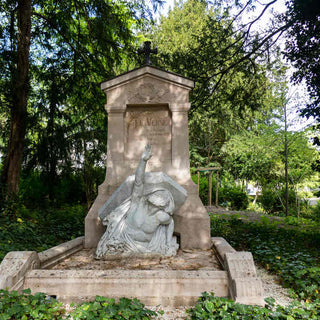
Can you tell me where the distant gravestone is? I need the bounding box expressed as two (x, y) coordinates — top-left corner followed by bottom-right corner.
(85, 64), (211, 250)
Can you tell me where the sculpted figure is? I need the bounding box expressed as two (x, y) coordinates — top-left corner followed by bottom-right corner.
(96, 145), (187, 257)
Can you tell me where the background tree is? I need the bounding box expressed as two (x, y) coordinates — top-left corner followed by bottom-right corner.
(0, 0), (162, 205)
(0, 0), (31, 198)
(151, 0), (281, 167)
(222, 101), (318, 215)
(284, 0), (320, 119)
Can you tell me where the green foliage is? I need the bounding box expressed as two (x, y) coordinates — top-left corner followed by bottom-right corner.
(0, 204), (86, 262)
(211, 215), (320, 302)
(2, 288), (320, 320)
(223, 122), (318, 188)
(191, 174), (210, 205)
(311, 201), (320, 221)
(191, 173), (248, 210)
(187, 292), (320, 319)
(70, 296), (159, 320)
(0, 290), (159, 320)
(18, 171), (90, 208)
(220, 187), (249, 211)
(18, 168), (105, 208)
(285, 0), (320, 114)
(0, 0), (159, 202)
(152, 0), (280, 167)
(258, 187), (297, 215)
(0, 289), (65, 319)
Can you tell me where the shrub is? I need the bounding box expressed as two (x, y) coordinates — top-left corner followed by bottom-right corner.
(311, 201), (320, 221)
(258, 187), (298, 215)
(70, 296), (159, 319)
(191, 174), (248, 210)
(223, 187), (249, 210)
(192, 174), (209, 205)
(19, 171), (88, 208)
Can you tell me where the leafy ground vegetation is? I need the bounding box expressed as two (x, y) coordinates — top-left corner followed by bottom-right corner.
(0, 290), (159, 320)
(0, 203), (86, 262)
(1, 205), (320, 319)
(211, 214), (320, 301)
(187, 293), (320, 320)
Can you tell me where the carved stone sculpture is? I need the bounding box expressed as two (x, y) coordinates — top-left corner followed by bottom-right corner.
(96, 145), (187, 258)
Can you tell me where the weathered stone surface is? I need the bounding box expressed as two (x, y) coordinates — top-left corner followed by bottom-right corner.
(0, 251), (40, 291)
(224, 252), (264, 306)
(125, 106), (172, 162)
(96, 145), (187, 257)
(8, 236), (263, 307)
(225, 252), (257, 278)
(51, 248), (222, 271)
(85, 65), (211, 250)
(24, 269), (228, 306)
(98, 172), (187, 222)
(38, 237), (84, 269)
(211, 237), (236, 268)
(231, 278), (264, 305)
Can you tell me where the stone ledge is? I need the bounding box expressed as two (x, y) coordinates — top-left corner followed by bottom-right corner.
(211, 238), (264, 306)
(224, 252), (264, 306)
(24, 269), (229, 306)
(211, 237), (236, 268)
(38, 237), (84, 269)
(0, 236), (264, 307)
(231, 278), (264, 305)
(0, 251), (40, 291)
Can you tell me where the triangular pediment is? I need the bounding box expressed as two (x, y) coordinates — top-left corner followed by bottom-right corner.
(101, 65), (194, 92)
(102, 66), (194, 106)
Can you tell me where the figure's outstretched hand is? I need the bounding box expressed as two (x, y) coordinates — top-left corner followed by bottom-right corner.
(142, 144), (152, 161)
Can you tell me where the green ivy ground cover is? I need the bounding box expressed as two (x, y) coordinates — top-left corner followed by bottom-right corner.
(1, 207), (320, 319)
(1, 289), (320, 319)
(0, 289), (159, 320)
(187, 293), (320, 319)
(210, 215), (320, 302)
(0, 205), (86, 262)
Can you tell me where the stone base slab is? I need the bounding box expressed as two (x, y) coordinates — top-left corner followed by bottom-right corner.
(23, 269), (228, 306)
(0, 237), (264, 307)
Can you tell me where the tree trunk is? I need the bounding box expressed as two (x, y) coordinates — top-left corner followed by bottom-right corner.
(1, 0), (32, 198)
(284, 104), (289, 216)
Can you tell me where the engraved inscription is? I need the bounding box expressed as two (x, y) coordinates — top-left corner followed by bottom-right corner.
(125, 106), (172, 161)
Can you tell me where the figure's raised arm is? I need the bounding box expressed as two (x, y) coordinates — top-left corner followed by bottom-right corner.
(131, 145), (152, 201)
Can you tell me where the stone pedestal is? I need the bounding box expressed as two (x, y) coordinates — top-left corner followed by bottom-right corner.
(85, 66), (211, 250)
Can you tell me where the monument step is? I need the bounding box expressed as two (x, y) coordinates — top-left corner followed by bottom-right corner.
(23, 269), (228, 307)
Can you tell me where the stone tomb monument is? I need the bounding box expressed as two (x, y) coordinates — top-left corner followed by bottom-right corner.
(85, 65), (211, 251)
(0, 59), (264, 307)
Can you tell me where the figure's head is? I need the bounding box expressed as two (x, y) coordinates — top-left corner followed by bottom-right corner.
(147, 189), (174, 215)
